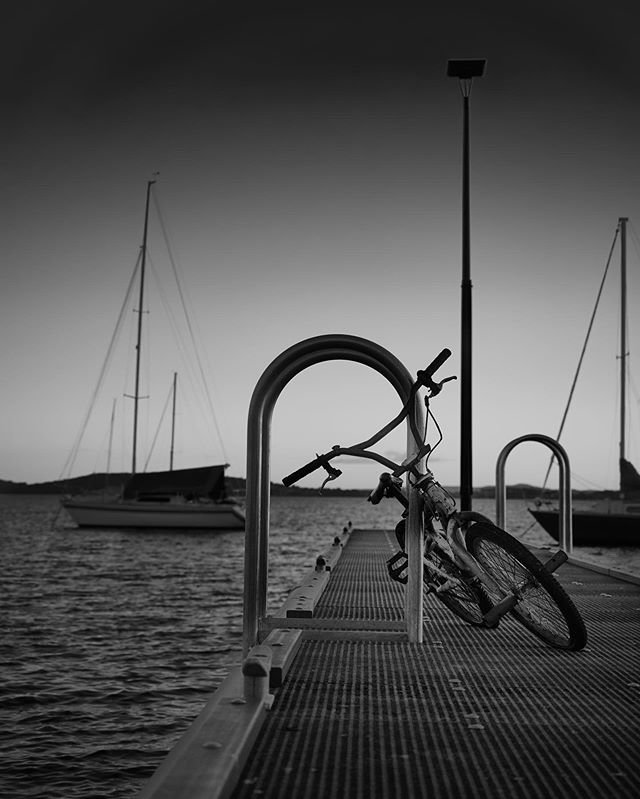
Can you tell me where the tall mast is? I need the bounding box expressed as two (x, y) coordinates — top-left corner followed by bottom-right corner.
(107, 398), (117, 476)
(619, 216), (628, 492)
(131, 179), (156, 474)
(170, 372), (177, 471)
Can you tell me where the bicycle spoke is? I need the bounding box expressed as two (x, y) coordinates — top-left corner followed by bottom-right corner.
(473, 540), (571, 640)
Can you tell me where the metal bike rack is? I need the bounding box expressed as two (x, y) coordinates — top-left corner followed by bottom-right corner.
(242, 334), (426, 654)
(495, 434), (573, 554)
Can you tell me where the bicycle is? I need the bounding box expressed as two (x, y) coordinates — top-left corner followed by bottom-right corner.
(283, 348), (587, 651)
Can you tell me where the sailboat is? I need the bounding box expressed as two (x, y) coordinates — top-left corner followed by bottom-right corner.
(61, 181), (245, 531)
(62, 463), (245, 530)
(529, 217), (640, 546)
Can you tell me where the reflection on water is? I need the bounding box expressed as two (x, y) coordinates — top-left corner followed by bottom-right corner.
(0, 493), (637, 798)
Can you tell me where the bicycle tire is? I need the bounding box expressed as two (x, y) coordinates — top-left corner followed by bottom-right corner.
(423, 545), (492, 626)
(465, 522), (587, 651)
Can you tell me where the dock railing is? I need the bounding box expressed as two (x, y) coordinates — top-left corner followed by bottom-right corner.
(242, 334), (426, 654)
(495, 433), (573, 554)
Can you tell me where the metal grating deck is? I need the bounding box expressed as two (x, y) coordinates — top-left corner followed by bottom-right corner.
(313, 529), (405, 622)
(232, 530), (640, 798)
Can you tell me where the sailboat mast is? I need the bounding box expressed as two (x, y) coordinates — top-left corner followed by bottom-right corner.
(170, 372), (177, 471)
(107, 398), (117, 477)
(132, 179), (156, 474)
(619, 216), (628, 491)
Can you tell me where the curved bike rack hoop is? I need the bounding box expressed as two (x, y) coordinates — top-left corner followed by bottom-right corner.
(495, 434), (572, 554)
(243, 334), (426, 654)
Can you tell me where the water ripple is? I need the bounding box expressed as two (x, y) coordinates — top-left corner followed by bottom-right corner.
(1, 493), (636, 797)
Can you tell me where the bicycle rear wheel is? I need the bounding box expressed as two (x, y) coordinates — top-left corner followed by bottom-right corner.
(465, 522), (587, 650)
(424, 545), (492, 626)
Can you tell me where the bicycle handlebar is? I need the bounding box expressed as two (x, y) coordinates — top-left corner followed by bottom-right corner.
(368, 472), (408, 508)
(368, 472), (395, 505)
(368, 473), (389, 505)
(416, 348), (451, 387)
(282, 452), (340, 487)
(282, 348), (454, 487)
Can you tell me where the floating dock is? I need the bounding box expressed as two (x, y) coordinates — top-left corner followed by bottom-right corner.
(139, 525), (640, 799)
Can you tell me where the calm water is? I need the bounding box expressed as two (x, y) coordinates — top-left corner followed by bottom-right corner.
(1, 494), (638, 798)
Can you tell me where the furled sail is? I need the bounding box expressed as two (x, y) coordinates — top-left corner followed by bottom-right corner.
(620, 458), (640, 499)
(122, 465), (227, 501)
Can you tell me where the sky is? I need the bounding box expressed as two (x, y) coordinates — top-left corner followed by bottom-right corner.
(1, 1), (639, 495)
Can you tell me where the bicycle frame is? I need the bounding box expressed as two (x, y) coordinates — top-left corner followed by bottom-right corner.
(289, 415), (518, 627)
(415, 475), (514, 606)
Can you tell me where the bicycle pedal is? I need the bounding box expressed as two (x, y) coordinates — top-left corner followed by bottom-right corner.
(386, 551), (408, 584)
(542, 550), (568, 574)
(483, 593), (518, 628)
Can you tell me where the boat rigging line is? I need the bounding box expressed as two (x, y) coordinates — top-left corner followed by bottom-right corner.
(144, 373), (177, 473)
(60, 181), (228, 483)
(540, 221), (625, 494)
(59, 251), (142, 482)
(151, 189), (228, 463)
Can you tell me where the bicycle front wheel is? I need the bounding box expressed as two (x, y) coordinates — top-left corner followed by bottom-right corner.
(465, 522), (587, 650)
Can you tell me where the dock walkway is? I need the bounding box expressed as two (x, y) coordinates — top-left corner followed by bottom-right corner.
(141, 527), (640, 799)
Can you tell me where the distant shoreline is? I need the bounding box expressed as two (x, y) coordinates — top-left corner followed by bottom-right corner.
(0, 473), (618, 501)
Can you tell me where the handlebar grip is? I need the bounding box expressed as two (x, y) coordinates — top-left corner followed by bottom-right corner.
(368, 473), (392, 505)
(417, 348), (452, 384)
(283, 455), (327, 487)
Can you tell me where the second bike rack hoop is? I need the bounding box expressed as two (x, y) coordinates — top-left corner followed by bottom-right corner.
(495, 434), (573, 554)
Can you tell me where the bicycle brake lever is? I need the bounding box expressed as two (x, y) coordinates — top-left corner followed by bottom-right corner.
(319, 462), (342, 493)
(426, 374), (457, 397)
(398, 442), (431, 475)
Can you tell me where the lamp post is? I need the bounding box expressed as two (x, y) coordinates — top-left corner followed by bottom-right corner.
(447, 58), (486, 511)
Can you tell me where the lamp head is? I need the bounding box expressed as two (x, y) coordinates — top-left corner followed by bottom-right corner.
(447, 59), (487, 79)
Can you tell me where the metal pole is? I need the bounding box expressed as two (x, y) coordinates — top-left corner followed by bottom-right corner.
(448, 60), (485, 510)
(106, 398), (116, 479)
(170, 372), (177, 471)
(619, 217), (628, 491)
(460, 92), (473, 511)
(132, 179), (155, 474)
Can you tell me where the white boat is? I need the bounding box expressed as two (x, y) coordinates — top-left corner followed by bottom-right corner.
(61, 180), (244, 531)
(62, 465), (245, 529)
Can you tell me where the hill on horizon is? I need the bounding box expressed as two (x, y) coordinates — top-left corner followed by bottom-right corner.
(0, 472), (617, 500)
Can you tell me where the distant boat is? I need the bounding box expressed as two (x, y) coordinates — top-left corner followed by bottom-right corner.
(62, 464), (244, 530)
(61, 180), (244, 531)
(529, 217), (640, 546)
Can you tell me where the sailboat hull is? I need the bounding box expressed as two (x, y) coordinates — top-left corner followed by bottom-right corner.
(62, 498), (245, 530)
(529, 508), (640, 547)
